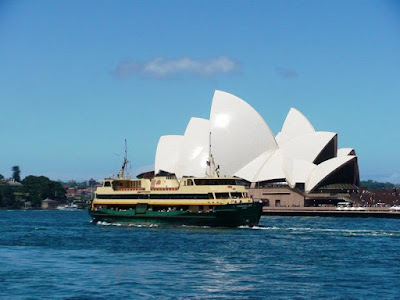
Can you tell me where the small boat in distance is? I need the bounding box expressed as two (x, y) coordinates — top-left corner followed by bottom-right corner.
(57, 204), (78, 211)
(89, 139), (262, 227)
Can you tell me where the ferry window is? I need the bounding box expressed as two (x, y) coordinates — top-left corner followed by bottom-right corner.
(235, 179), (248, 186)
(187, 179), (193, 186)
(215, 193), (229, 199)
(104, 181), (111, 187)
(194, 179), (236, 185)
(208, 193), (214, 199)
(231, 192), (242, 198)
(149, 194), (208, 200)
(194, 179), (205, 185)
(97, 194), (149, 199)
(275, 199), (281, 207)
(131, 181), (141, 188)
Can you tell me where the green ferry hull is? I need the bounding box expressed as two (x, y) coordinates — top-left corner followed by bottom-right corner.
(89, 202), (263, 227)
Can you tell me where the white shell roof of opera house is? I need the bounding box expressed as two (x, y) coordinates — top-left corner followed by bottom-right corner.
(154, 90), (359, 193)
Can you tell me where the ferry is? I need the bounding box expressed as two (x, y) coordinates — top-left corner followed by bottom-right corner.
(89, 143), (262, 227)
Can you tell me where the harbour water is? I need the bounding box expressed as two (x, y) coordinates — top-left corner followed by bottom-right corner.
(1, 211), (399, 299)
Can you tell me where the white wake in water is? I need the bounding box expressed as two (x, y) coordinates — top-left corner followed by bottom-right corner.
(238, 225), (400, 236)
(238, 225), (280, 230)
(96, 221), (158, 228)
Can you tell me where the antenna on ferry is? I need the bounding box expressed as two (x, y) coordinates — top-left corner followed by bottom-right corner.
(118, 139), (129, 179)
(206, 132), (220, 178)
(125, 139), (127, 160)
(125, 139), (131, 178)
(206, 132), (212, 177)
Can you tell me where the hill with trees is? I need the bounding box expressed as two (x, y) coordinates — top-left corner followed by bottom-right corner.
(0, 166), (67, 209)
(360, 180), (396, 190)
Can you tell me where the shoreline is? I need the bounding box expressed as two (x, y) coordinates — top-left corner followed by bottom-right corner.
(262, 207), (400, 218)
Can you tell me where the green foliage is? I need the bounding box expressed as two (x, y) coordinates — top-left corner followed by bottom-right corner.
(0, 170), (68, 209)
(12, 166), (21, 182)
(0, 186), (23, 209)
(360, 180), (395, 190)
(22, 176), (66, 208)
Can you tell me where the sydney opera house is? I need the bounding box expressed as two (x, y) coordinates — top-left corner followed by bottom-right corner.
(153, 90), (360, 208)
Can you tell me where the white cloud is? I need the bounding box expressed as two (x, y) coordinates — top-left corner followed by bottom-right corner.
(113, 56), (240, 79)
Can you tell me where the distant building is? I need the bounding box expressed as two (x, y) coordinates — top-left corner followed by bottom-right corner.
(5, 179), (23, 187)
(41, 198), (60, 210)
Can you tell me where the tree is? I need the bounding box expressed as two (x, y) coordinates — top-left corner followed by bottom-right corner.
(0, 174), (4, 182)
(1, 186), (18, 208)
(360, 180), (395, 190)
(22, 175), (67, 208)
(12, 166), (21, 182)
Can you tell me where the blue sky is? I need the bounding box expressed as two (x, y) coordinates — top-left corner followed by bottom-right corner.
(1, 0), (399, 182)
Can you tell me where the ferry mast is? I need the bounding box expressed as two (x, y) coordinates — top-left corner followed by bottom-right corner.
(207, 132), (220, 178)
(118, 139), (129, 179)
